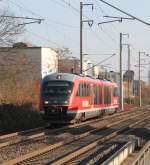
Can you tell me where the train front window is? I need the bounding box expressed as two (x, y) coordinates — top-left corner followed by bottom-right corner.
(43, 81), (74, 101)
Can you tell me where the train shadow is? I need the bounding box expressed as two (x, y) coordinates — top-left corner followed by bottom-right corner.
(44, 119), (150, 145)
(44, 122), (118, 141)
(121, 127), (150, 141)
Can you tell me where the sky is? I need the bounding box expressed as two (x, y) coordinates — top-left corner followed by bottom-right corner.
(1, 0), (150, 82)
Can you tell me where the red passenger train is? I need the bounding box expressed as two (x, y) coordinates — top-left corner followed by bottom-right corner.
(41, 73), (119, 123)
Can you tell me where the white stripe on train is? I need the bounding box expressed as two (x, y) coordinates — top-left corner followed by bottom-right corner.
(67, 105), (119, 114)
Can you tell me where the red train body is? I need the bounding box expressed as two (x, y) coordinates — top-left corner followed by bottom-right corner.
(41, 73), (119, 122)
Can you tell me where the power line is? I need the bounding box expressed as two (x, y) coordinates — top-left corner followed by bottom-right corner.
(98, 0), (150, 26)
(7, 0), (79, 29)
(49, 0), (67, 8)
(27, 30), (61, 47)
(94, 0), (119, 35)
(52, 0), (116, 49)
(59, 0), (80, 13)
(83, 53), (116, 72)
(89, 2), (119, 46)
(6, 0), (80, 48)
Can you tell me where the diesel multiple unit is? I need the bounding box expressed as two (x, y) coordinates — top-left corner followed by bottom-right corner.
(41, 73), (119, 123)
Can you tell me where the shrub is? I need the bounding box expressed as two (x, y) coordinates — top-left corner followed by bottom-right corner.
(0, 104), (45, 134)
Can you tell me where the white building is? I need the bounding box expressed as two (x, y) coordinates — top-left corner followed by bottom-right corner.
(83, 60), (94, 77)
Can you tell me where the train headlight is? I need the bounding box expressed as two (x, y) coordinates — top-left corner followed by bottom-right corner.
(44, 101), (49, 104)
(64, 100), (69, 104)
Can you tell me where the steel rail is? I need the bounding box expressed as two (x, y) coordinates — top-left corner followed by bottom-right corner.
(51, 115), (150, 165)
(0, 106), (144, 140)
(0, 107), (144, 149)
(2, 111), (148, 165)
(70, 118), (150, 165)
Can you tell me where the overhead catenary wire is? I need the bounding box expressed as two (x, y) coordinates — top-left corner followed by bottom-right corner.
(7, 0), (79, 29)
(6, 0), (81, 49)
(94, 0), (120, 35)
(10, 0), (119, 51)
(83, 53), (116, 72)
(93, 1), (119, 43)
(98, 0), (150, 26)
(27, 30), (62, 47)
(52, 0), (117, 50)
(59, 0), (80, 13)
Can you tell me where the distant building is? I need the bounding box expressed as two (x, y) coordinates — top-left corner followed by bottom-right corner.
(148, 65), (150, 86)
(123, 70), (134, 81)
(133, 80), (149, 98)
(97, 67), (107, 79)
(109, 71), (120, 84)
(123, 70), (134, 99)
(58, 57), (80, 74)
(0, 42), (58, 110)
(58, 58), (99, 77)
(83, 60), (95, 77)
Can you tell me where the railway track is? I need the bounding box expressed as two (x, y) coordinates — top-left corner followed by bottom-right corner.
(1, 108), (149, 165)
(68, 117), (150, 165)
(0, 107), (144, 150)
(32, 112), (149, 165)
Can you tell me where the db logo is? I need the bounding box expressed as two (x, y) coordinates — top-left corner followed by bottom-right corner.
(82, 101), (89, 107)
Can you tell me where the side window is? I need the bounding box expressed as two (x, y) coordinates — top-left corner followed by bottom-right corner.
(94, 85), (97, 104)
(77, 83), (81, 96)
(97, 85), (102, 104)
(99, 85), (102, 104)
(87, 84), (90, 96)
(108, 87), (111, 104)
(96, 86), (99, 104)
(114, 87), (118, 97)
(94, 85), (102, 105)
(104, 86), (108, 104)
(77, 83), (90, 97)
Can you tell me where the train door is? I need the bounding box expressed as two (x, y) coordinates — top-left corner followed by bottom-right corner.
(90, 84), (94, 109)
(92, 84), (102, 106)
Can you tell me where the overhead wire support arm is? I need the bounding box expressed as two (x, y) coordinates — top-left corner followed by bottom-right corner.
(0, 15), (44, 25)
(98, 0), (150, 26)
(98, 19), (122, 25)
(82, 20), (94, 27)
(82, 3), (94, 10)
(103, 15), (135, 20)
(98, 16), (135, 25)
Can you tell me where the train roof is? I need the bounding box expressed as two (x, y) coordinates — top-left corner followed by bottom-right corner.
(42, 73), (79, 83)
(42, 73), (118, 87)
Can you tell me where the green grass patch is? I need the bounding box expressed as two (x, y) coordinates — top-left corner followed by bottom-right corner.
(0, 104), (45, 135)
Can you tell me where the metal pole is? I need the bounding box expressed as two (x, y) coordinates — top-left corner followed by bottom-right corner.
(80, 2), (83, 74)
(139, 52), (141, 107)
(128, 45), (130, 71)
(128, 45), (130, 103)
(120, 33), (123, 110)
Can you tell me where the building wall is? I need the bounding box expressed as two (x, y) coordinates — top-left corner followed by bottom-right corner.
(123, 81), (133, 99)
(0, 46), (58, 110)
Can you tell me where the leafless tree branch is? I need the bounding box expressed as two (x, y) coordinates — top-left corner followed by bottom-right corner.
(0, 9), (25, 46)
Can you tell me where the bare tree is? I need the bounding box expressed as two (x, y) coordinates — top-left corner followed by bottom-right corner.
(0, 9), (25, 46)
(55, 47), (72, 59)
